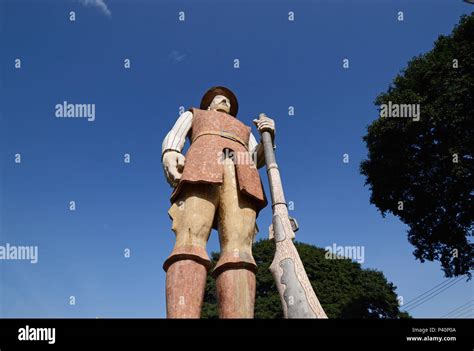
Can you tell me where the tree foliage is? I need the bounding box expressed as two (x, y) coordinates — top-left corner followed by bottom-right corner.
(360, 14), (474, 278)
(202, 240), (409, 319)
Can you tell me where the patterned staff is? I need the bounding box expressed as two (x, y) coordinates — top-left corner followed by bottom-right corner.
(255, 113), (327, 319)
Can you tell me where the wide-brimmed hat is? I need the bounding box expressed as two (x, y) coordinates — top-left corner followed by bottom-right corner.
(200, 86), (239, 117)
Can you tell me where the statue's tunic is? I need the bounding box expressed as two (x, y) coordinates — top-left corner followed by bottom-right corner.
(170, 108), (267, 212)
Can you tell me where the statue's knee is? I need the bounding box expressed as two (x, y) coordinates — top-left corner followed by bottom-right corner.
(171, 207), (213, 245)
(213, 243), (256, 278)
(163, 245), (211, 273)
(179, 219), (212, 245)
(219, 223), (256, 253)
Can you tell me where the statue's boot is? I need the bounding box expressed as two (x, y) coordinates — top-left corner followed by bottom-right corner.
(165, 258), (208, 318)
(215, 267), (256, 318)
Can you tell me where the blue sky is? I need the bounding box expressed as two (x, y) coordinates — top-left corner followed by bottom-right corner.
(0, 0), (472, 318)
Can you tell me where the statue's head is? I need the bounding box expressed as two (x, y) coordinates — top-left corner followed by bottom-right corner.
(208, 95), (231, 114)
(200, 86), (238, 117)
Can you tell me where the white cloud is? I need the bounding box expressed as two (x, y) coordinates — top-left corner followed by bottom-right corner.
(80, 0), (111, 17)
(169, 50), (186, 63)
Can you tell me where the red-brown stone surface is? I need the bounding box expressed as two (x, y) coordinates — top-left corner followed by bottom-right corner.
(166, 259), (207, 318)
(170, 108), (267, 212)
(216, 268), (256, 318)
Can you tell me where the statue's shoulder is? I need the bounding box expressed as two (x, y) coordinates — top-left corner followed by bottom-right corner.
(188, 107), (201, 115)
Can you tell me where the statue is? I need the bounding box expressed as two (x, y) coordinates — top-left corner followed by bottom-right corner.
(161, 86), (275, 318)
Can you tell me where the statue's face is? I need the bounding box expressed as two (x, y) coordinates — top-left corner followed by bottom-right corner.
(208, 95), (231, 114)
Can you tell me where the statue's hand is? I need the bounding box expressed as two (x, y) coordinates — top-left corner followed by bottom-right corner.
(253, 114), (275, 138)
(162, 150), (185, 187)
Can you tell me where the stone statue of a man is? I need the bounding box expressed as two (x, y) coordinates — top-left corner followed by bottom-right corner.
(161, 86), (275, 318)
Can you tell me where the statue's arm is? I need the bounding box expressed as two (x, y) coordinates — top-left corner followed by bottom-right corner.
(250, 114), (276, 169)
(162, 111), (193, 187)
(249, 133), (266, 169)
(162, 110), (193, 159)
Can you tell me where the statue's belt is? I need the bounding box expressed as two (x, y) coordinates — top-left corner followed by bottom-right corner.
(192, 130), (249, 151)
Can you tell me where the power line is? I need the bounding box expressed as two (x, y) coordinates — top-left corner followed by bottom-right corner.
(404, 278), (464, 311)
(404, 277), (464, 312)
(446, 306), (474, 318)
(451, 309), (474, 319)
(446, 305), (474, 318)
(451, 309), (474, 318)
(441, 299), (474, 318)
(448, 303), (474, 318)
(402, 277), (461, 308)
(402, 276), (463, 309)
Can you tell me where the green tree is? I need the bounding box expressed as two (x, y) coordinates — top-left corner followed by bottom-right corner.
(202, 240), (409, 319)
(360, 14), (473, 278)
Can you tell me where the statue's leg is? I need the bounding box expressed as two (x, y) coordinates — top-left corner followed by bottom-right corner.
(214, 156), (258, 318)
(163, 183), (219, 318)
